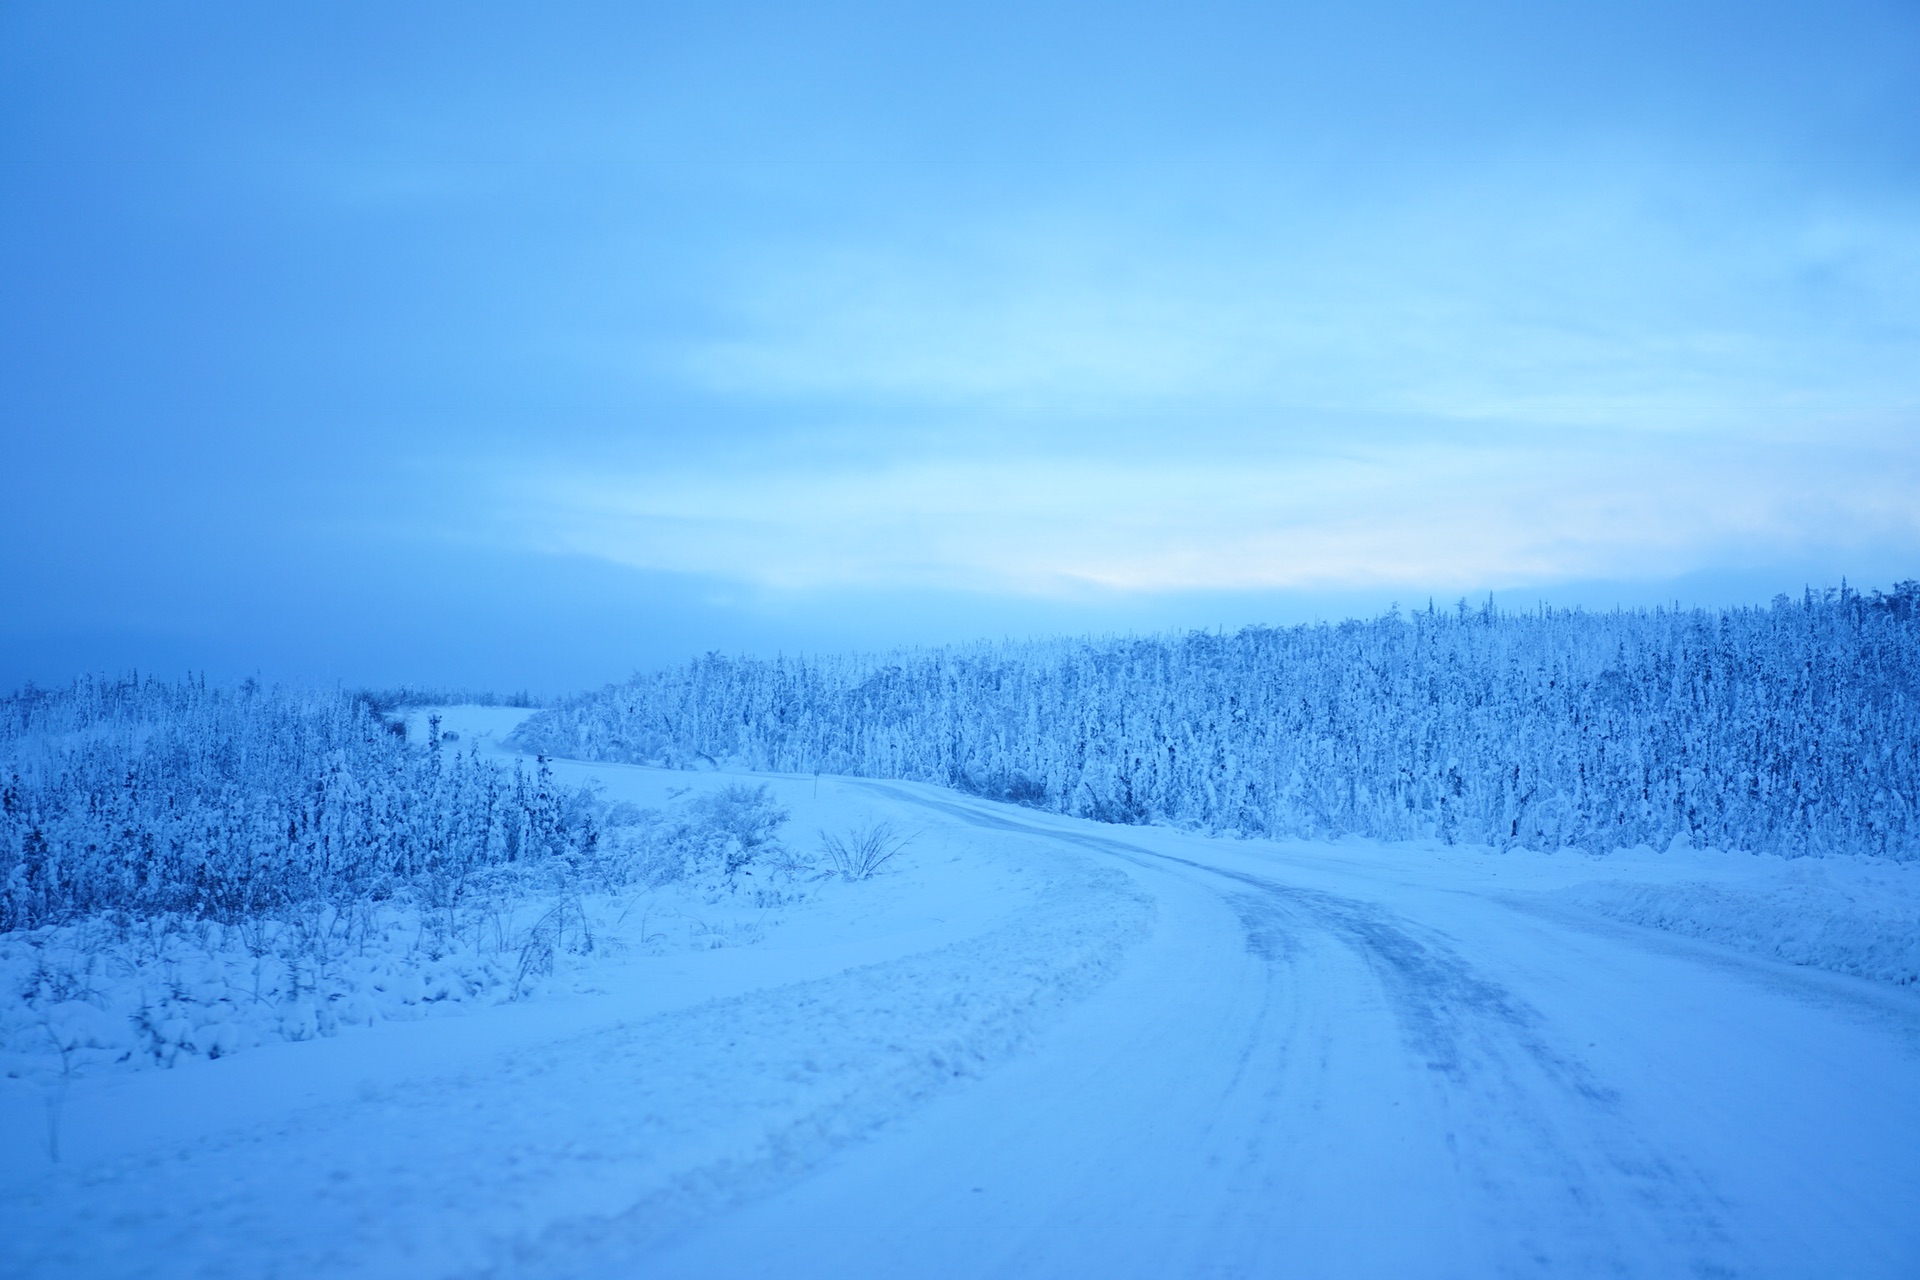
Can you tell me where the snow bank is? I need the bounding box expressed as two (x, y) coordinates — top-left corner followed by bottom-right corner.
(1551, 859), (1920, 986)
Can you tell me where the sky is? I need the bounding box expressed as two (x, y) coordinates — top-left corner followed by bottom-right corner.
(4, 0), (1918, 693)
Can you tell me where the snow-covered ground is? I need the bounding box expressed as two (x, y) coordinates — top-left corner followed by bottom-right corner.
(3, 707), (1917, 1277)
(1, 706), (861, 1086)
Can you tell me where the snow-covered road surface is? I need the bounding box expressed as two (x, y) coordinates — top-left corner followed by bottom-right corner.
(4, 755), (1917, 1278)
(634, 784), (1920, 1280)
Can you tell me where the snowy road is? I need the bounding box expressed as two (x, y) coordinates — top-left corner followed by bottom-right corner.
(636, 784), (1920, 1280)
(5, 765), (1918, 1278)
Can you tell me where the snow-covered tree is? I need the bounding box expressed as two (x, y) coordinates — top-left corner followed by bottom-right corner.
(513, 583), (1920, 860)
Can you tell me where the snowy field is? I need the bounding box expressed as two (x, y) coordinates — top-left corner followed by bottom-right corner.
(3, 706), (1918, 1277)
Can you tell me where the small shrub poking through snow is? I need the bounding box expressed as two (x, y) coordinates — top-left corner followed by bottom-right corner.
(818, 821), (912, 882)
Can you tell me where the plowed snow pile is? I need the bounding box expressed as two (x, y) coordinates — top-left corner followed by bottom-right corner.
(1550, 857), (1920, 985)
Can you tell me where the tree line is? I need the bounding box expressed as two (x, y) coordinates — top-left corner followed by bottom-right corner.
(515, 584), (1920, 860)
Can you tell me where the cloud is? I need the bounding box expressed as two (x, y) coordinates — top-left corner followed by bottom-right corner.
(648, 148), (1920, 433)
(495, 145), (1920, 600)
(486, 417), (1920, 595)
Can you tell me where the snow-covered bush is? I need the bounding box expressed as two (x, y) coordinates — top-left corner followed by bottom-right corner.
(687, 784), (789, 882)
(601, 784), (792, 889)
(514, 582), (1920, 859)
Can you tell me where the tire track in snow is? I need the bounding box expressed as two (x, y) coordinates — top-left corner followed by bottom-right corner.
(868, 784), (1739, 1277)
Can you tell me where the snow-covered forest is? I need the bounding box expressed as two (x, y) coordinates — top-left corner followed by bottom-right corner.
(514, 583), (1920, 860)
(0, 677), (596, 933)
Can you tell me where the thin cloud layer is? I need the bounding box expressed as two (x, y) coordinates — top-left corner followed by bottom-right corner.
(656, 153), (1920, 427)
(499, 419), (1920, 594)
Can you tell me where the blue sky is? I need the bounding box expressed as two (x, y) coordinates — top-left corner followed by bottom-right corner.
(4, 1), (1918, 692)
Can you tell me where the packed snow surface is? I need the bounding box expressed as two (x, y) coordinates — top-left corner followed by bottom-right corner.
(3, 707), (1917, 1278)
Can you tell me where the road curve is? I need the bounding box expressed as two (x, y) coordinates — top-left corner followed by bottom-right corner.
(6, 775), (1915, 1280)
(629, 783), (1920, 1280)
